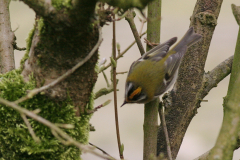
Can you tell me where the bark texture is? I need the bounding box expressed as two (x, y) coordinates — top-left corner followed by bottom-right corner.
(21, 0), (99, 115)
(0, 0), (15, 73)
(157, 0), (223, 158)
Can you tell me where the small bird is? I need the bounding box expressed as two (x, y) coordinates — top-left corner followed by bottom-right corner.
(121, 27), (202, 107)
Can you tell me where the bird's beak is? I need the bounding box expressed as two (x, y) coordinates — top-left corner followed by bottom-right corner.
(120, 101), (127, 107)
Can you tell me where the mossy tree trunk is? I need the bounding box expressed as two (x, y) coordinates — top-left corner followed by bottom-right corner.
(21, 0), (99, 116)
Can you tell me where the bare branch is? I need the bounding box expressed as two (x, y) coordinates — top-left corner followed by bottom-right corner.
(112, 14), (124, 159)
(206, 4), (240, 159)
(94, 87), (116, 99)
(158, 103), (172, 160)
(232, 4), (240, 25)
(143, 0), (161, 159)
(13, 42), (26, 51)
(89, 142), (115, 160)
(21, 113), (40, 143)
(125, 10), (145, 55)
(201, 55), (233, 99)
(86, 99), (111, 114)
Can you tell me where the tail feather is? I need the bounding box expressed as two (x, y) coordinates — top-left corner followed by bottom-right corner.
(173, 27), (202, 52)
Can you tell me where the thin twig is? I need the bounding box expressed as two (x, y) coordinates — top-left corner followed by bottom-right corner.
(117, 43), (121, 55)
(113, 10), (128, 21)
(94, 86), (116, 100)
(144, 38), (159, 47)
(13, 42), (26, 51)
(158, 102), (172, 160)
(51, 129), (70, 145)
(112, 14), (124, 159)
(99, 31), (146, 73)
(201, 55), (233, 99)
(12, 24), (19, 32)
(138, 17), (146, 35)
(21, 113), (40, 142)
(89, 142), (115, 160)
(102, 70), (110, 87)
(116, 71), (128, 74)
(0, 97), (115, 159)
(86, 99), (111, 114)
(15, 28), (103, 104)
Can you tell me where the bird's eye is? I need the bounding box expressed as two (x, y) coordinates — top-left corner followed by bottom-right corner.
(129, 87), (142, 100)
(165, 73), (170, 80)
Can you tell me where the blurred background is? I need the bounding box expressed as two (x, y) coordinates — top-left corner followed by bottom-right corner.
(10, 0), (240, 159)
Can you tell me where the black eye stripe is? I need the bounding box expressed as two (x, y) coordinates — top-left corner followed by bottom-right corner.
(165, 73), (170, 80)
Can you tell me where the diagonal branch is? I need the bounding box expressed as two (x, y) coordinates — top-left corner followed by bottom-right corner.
(125, 10), (145, 55)
(21, 113), (40, 142)
(201, 55), (233, 99)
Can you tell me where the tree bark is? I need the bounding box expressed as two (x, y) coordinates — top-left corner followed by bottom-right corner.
(157, 0), (223, 158)
(21, 0), (99, 116)
(0, 0), (15, 73)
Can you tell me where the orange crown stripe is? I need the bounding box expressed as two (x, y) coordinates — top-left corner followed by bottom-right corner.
(129, 87), (142, 99)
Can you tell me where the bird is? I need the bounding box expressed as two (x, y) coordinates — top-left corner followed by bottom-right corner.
(121, 27), (202, 107)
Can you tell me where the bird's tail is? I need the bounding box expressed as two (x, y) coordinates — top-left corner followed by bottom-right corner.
(173, 27), (202, 51)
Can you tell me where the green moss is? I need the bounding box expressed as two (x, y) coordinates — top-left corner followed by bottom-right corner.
(37, 17), (45, 35)
(0, 70), (91, 159)
(52, 0), (72, 11)
(20, 27), (35, 72)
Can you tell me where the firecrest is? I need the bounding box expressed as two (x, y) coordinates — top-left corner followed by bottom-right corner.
(121, 27), (202, 107)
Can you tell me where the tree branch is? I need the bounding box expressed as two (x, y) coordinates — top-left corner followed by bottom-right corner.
(201, 55), (233, 99)
(21, 0), (69, 24)
(125, 10), (145, 55)
(232, 4), (240, 25)
(112, 14), (124, 159)
(21, 113), (40, 142)
(143, 0), (161, 159)
(157, 0), (224, 158)
(0, 0), (15, 73)
(206, 4), (240, 159)
(99, 0), (153, 10)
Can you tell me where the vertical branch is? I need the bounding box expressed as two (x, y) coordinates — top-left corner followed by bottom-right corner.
(143, 0), (161, 159)
(207, 4), (240, 160)
(112, 15), (124, 159)
(0, 0), (15, 73)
